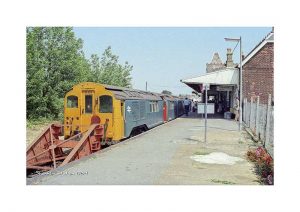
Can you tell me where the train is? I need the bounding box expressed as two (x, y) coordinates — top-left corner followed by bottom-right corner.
(64, 82), (185, 145)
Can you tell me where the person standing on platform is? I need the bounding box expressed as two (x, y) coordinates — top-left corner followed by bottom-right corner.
(234, 97), (240, 121)
(184, 98), (190, 116)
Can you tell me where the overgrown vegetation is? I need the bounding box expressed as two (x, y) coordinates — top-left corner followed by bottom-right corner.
(26, 27), (133, 120)
(26, 117), (56, 129)
(247, 146), (274, 185)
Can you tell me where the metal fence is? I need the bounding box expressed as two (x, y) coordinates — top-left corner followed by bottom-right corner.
(243, 94), (274, 157)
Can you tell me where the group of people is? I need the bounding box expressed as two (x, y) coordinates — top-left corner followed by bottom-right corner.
(216, 96), (240, 122)
(183, 98), (198, 116)
(183, 96), (240, 122)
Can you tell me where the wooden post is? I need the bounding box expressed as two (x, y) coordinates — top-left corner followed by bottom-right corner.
(265, 94), (272, 147)
(243, 98), (246, 123)
(250, 96), (254, 130)
(245, 98), (248, 124)
(255, 96), (260, 136)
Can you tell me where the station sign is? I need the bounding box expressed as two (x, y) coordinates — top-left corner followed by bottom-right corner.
(216, 85), (233, 91)
(200, 83), (210, 93)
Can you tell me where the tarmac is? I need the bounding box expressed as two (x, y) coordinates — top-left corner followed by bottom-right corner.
(27, 112), (260, 185)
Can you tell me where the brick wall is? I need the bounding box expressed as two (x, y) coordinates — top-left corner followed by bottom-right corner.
(242, 42), (274, 105)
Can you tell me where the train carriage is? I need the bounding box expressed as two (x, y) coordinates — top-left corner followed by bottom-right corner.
(64, 82), (166, 144)
(161, 94), (177, 121)
(119, 92), (164, 138)
(176, 98), (185, 117)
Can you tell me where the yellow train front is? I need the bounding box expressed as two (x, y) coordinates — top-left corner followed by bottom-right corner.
(64, 82), (184, 145)
(64, 82), (124, 144)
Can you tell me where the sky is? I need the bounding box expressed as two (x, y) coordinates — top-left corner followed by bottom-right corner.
(73, 27), (272, 95)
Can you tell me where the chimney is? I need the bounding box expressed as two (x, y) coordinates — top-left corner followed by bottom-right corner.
(226, 48), (234, 67)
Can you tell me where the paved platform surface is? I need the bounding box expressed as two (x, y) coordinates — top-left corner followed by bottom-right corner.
(27, 113), (259, 185)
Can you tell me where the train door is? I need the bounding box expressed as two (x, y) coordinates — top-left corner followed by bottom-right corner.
(65, 94), (80, 137)
(80, 90), (94, 133)
(163, 101), (167, 122)
(98, 95), (113, 138)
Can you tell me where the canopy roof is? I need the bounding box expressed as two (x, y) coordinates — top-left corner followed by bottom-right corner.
(181, 68), (239, 92)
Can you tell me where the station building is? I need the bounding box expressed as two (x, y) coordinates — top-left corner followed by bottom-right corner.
(181, 29), (274, 116)
(181, 48), (239, 116)
(242, 30), (274, 105)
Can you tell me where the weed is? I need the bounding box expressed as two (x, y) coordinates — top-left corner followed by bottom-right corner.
(193, 151), (210, 155)
(211, 179), (236, 185)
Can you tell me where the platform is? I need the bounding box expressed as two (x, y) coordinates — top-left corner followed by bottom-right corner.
(27, 112), (259, 185)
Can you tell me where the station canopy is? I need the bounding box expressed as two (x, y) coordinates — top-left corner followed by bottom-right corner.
(181, 68), (239, 92)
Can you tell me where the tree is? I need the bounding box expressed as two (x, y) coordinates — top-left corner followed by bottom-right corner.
(162, 90), (172, 95)
(89, 46), (132, 87)
(26, 27), (91, 119)
(27, 28), (133, 120)
(90, 54), (101, 82)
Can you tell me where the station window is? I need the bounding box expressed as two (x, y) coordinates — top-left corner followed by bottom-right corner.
(85, 95), (93, 113)
(99, 95), (113, 113)
(67, 95), (78, 108)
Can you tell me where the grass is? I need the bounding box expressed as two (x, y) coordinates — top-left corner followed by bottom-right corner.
(27, 117), (56, 129)
(193, 151), (210, 155)
(211, 179), (236, 185)
(26, 117), (60, 146)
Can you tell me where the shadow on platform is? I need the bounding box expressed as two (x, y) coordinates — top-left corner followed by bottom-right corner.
(180, 112), (233, 119)
(179, 112), (239, 132)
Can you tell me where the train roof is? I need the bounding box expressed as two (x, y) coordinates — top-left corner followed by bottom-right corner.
(160, 94), (176, 101)
(103, 84), (162, 101)
(70, 82), (183, 101)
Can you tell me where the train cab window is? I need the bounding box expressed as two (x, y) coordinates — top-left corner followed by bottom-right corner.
(99, 95), (113, 113)
(67, 95), (78, 108)
(85, 95), (93, 113)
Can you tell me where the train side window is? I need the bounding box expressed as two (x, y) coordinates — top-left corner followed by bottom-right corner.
(67, 95), (78, 108)
(85, 95), (93, 113)
(150, 101), (159, 112)
(150, 102), (155, 112)
(150, 102), (153, 112)
(170, 102), (174, 110)
(99, 95), (113, 113)
(154, 101), (158, 112)
(121, 102), (124, 116)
